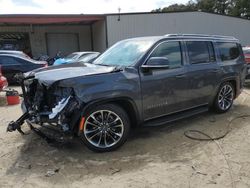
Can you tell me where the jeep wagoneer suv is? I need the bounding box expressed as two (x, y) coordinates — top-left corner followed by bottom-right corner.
(8, 34), (246, 152)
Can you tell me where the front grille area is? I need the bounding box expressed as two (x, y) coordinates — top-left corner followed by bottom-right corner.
(24, 79), (73, 112)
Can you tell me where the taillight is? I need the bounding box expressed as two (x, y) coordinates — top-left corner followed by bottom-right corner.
(44, 63), (48, 68)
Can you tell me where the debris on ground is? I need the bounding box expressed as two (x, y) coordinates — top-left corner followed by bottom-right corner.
(45, 168), (60, 177)
(110, 167), (121, 175)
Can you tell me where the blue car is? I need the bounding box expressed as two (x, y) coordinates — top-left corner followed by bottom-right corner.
(53, 52), (100, 66)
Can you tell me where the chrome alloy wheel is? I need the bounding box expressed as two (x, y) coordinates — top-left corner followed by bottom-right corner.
(84, 110), (124, 148)
(218, 84), (234, 111)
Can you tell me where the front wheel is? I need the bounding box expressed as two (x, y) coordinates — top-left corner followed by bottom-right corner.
(80, 104), (130, 152)
(214, 82), (235, 113)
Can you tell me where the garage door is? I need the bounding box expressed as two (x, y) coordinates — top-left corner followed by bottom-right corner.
(46, 33), (79, 56)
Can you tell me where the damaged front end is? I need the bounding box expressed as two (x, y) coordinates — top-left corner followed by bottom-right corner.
(7, 75), (83, 141)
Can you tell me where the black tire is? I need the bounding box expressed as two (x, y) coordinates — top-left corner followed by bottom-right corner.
(80, 104), (130, 152)
(213, 82), (235, 113)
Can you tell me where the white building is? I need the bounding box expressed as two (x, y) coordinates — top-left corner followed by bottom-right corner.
(0, 11), (249, 57)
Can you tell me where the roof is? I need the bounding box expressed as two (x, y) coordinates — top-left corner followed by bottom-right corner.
(124, 34), (239, 42)
(0, 14), (104, 25)
(106, 10), (250, 22)
(0, 11), (248, 25)
(164, 34), (238, 40)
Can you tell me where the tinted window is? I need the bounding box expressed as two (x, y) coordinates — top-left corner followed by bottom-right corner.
(217, 42), (240, 61)
(0, 56), (21, 65)
(150, 41), (182, 69)
(186, 41), (215, 64)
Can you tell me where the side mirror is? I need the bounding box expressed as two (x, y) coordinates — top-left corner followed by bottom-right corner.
(141, 57), (170, 70)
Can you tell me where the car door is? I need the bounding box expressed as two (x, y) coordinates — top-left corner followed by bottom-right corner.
(185, 41), (220, 107)
(140, 41), (189, 120)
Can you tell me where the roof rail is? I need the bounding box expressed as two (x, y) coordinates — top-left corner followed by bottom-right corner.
(164, 34), (236, 40)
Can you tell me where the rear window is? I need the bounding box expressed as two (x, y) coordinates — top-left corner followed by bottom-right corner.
(217, 42), (240, 61)
(186, 41), (215, 64)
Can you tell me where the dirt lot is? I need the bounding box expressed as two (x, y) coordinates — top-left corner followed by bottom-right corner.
(0, 87), (250, 188)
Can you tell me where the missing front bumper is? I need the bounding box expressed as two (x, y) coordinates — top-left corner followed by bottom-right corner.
(7, 76), (82, 143)
(7, 114), (74, 143)
(7, 112), (30, 134)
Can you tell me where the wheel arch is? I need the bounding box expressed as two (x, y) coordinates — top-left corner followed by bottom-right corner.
(78, 97), (141, 130)
(219, 77), (238, 98)
(210, 77), (238, 106)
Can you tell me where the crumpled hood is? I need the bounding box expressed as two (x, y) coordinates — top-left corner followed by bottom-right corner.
(25, 63), (115, 86)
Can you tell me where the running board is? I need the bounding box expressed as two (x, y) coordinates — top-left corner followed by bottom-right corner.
(143, 105), (208, 127)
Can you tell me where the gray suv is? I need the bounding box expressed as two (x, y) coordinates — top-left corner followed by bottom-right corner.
(7, 34), (246, 152)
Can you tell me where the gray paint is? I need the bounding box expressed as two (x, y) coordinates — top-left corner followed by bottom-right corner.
(106, 12), (250, 47)
(32, 64), (115, 86)
(24, 35), (245, 123)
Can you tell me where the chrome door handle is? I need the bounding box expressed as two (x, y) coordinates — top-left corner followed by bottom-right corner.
(175, 74), (186, 78)
(209, 69), (220, 73)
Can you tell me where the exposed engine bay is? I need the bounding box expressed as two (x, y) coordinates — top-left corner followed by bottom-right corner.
(7, 77), (82, 139)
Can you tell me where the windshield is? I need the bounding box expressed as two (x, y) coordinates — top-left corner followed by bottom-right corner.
(93, 39), (156, 66)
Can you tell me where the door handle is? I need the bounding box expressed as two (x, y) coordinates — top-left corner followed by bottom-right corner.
(209, 69), (220, 73)
(175, 74), (186, 78)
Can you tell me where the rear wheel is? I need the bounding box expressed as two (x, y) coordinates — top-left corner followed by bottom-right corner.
(80, 104), (130, 152)
(214, 82), (235, 113)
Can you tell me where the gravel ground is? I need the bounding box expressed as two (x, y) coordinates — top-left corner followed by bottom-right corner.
(0, 86), (250, 188)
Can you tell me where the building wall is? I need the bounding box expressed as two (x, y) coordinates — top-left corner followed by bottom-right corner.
(1, 12), (249, 57)
(0, 24), (92, 57)
(106, 12), (250, 46)
(92, 20), (107, 52)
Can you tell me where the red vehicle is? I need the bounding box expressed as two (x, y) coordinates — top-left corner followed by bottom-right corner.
(243, 47), (250, 64)
(0, 65), (8, 91)
(243, 47), (250, 80)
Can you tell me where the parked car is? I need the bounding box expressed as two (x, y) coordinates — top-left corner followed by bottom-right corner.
(0, 50), (30, 59)
(243, 47), (250, 79)
(7, 34), (246, 152)
(243, 47), (250, 62)
(0, 54), (47, 83)
(53, 52), (100, 65)
(77, 52), (100, 63)
(0, 65), (8, 91)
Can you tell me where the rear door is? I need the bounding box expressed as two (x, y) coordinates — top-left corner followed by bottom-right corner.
(140, 40), (189, 120)
(185, 41), (220, 106)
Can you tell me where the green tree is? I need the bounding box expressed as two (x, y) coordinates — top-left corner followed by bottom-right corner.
(151, 0), (250, 19)
(229, 0), (250, 19)
(152, 0), (197, 12)
(214, 0), (230, 14)
(196, 0), (216, 12)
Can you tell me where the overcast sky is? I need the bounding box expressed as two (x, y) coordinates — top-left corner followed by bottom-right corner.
(0, 0), (189, 14)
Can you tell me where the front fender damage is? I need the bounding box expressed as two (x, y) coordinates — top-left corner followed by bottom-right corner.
(7, 78), (84, 142)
